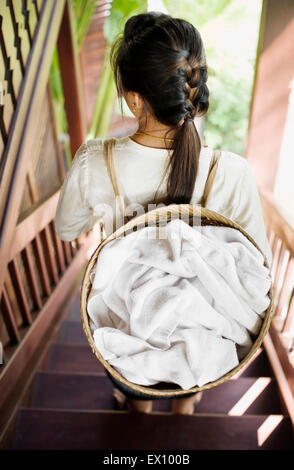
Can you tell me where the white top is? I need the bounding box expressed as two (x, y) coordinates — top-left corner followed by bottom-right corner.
(54, 135), (272, 267)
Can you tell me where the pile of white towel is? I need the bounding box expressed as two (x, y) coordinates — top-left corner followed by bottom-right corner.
(87, 218), (271, 390)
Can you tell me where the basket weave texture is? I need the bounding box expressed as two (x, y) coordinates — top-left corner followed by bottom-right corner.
(80, 203), (274, 397)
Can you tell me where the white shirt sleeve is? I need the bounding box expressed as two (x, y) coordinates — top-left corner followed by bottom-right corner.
(231, 159), (272, 268)
(54, 142), (98, 241)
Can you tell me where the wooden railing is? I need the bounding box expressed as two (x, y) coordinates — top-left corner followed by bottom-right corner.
(0, 0), (94, 443)
(0, 186), (95, 439)
(1, 189), (84, 363)
(260, 190), (294, 424)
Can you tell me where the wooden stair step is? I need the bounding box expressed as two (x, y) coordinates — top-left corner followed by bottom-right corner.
(31, 372), (114, 410)
(197, 377), (281, 415)
(238, 349), (273, 378)
(58, 320), (88, 345)
(12, 408), (294, 450)
(46, 344), (105, 373)
(68, 297), (81, 321)
(30, 371), (172, 413)
(30, 372), (282, 416)
(45, 343), (173, 412)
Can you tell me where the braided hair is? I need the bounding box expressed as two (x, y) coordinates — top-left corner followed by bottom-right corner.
(110, 12), (209, 204)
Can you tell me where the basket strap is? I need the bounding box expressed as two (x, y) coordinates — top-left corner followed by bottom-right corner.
(200, 149), (221, 208)
(103, 138), (131, 223)
(104, 140), (221, 220)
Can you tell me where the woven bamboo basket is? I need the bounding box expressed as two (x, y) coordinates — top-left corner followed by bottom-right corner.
(80, 203), (274, 397)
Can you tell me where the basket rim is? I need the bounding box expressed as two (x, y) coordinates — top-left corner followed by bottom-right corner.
(80, 203), (274, 397)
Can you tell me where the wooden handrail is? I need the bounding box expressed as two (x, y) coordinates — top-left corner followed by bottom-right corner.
(260, 189), (294, 426)
(8, 190), (60, 262)
(260, 189), (294, 257)
(0, 0), (66, 302)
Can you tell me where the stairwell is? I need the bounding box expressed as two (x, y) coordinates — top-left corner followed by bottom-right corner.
(11, 286), (294, 450)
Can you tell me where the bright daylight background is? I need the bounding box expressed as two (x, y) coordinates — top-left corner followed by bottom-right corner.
(115, 0), (263, 156)
(50, 0), (263, 159)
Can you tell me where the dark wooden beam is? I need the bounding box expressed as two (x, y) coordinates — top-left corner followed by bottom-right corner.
(57, 0), (86, 157)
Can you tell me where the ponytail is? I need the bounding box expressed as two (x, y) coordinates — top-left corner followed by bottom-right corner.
(165, 118), (201, 204)
(110, 12), (209, 205)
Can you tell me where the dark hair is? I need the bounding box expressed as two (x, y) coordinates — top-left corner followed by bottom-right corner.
(110, 12), (209, 204)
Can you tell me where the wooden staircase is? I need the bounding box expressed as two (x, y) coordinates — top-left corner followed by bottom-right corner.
(11, 287), (294, 450)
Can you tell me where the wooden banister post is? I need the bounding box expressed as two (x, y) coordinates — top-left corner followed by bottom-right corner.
(57, 0), (86, 157)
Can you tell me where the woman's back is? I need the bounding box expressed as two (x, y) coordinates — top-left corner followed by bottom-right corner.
(54, 135), (272, 267)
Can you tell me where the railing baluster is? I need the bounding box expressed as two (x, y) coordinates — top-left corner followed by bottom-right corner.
(70, 240), (77, 257)
(273, 243), (288, 301)
(275, 258), (294, 321)
(7, 258), (32, 325)
(62, 240), (72, 265)
(269, 231), (276, 252)
(49, 221), (66, 274)
(282, 288), (294, 335)
(32, 234), (51, 297)
(21, 245), (42, 310)
(271, 238), (282, 285)
(0, 285), (21, 343)
(40, 226), (59, 285)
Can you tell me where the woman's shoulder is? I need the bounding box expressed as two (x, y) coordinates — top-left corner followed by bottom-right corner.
(199, 146), (249, 208)
(75, 138), (105, 172)
(84, 137), (104, 156)
(206, 146), (248, 187)
(214, 147), (247, 173)
(83, 136), (130, 163)
(82, 138), (248, 178)
(85, 136), (129, 151)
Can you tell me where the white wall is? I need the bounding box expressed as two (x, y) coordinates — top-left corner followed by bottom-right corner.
(273, 75), (294, 219)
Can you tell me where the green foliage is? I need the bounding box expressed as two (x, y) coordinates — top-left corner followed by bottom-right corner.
(205, 71), (250, 154)
(104, 0), (146, 44)
(72, 0), (98, 48)
(161, 0), (262, 155)
(49, 0), (261, 155)
(161, 0), (232, 27)
(49, 49), (67, 135)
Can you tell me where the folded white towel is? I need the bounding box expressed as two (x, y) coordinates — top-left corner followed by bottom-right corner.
(87, 219), (271, 389)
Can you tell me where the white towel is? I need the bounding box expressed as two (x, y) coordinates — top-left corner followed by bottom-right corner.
(87, 219), (271, 389)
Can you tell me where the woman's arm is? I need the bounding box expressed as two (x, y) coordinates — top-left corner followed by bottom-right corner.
(231, 159), (272, 268)
(54, 142), (98, 241)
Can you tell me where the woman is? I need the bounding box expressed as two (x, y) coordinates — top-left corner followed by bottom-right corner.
(55, 12), (272, 415)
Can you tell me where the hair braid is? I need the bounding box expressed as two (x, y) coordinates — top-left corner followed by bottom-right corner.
(183, 59), (207, 120)
(110, 12), (210, 204)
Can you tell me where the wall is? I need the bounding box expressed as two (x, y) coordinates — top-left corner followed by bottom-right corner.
(246, 0), (294, 194)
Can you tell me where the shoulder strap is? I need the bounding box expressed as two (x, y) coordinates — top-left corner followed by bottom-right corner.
(104, 138), (130, 223)
(200, 149), (221, 208)
(104, 139), (221, 222)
